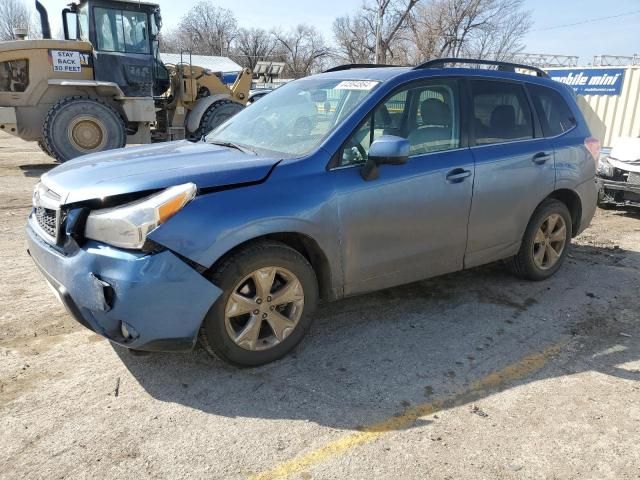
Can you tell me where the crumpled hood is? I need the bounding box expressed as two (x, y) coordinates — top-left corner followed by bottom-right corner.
(608, 137), (640, 173)
(42, 141), (280, 204)
(610, 137), (640, 162)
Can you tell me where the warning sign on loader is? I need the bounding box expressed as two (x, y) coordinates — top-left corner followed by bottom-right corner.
(49, 50), (82, 73)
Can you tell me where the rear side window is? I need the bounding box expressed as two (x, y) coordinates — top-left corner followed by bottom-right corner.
(470, 80), (534, 146)
(528, 84), (576, 137)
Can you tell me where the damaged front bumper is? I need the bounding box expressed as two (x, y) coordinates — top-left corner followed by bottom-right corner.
(597, 175), (640, 208)
(26, 222), (222, 352)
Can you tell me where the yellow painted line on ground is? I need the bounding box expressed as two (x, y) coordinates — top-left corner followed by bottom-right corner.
(249, 341), (567, 480)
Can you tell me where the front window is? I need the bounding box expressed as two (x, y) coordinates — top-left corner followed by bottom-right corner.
(206, 78), (381, 157)
(340, 79), (460, 167)
(95, 7), (150, 54)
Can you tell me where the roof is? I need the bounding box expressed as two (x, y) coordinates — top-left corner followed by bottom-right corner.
(160, 53), (242, 73)
(315, 65), (561, 89)
(317, 67), (411, 82)
(79, 0), (160, 7)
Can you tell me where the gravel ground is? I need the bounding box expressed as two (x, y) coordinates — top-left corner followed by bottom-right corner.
(0, 131), (639, 479)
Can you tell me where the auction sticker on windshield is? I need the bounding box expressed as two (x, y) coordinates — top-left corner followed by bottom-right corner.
(335, 80), (380, 90)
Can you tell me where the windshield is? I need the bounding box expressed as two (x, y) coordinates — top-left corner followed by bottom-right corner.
(206, 78), (381, 157)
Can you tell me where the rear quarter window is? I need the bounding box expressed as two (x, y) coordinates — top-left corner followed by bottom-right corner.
(528, 84), (577, 137)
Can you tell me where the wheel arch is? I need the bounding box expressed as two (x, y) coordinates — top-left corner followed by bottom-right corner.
(205, 232), (335, 301)
(546, 188), (582, 237)
(15, 84), (127, 142)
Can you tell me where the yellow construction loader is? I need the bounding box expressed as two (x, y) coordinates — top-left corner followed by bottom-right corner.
(0, 0), (252, 161)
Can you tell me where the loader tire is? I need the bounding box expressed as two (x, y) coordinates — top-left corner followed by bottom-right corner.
(191, 100), (244, 141)
(43, 96), (126, 162)
(37, 140), (52, 158)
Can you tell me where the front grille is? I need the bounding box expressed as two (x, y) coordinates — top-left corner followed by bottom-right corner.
(35, 207), (58, 238)
(627, 172), (640, 185)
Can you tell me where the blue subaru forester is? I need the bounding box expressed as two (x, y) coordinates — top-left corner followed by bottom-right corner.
(27, 59), (599, 366)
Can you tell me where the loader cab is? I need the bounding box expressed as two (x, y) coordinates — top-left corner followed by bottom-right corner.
(63, 0), (169, 97)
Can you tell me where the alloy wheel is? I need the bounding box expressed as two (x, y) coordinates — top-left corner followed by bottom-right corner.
(224, 266), (305, 351)
(532, 213), (567, 270)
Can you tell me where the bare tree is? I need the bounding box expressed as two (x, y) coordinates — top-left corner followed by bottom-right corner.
(174, 1), (238, 56)
(408, 0), (532, 62)
(232, 28), (280, 70)
(366, 0), (420, 63)
(0, 0), (34, 41)
(333, 14), (376, 64)
(332, 0), (420, 65)
(273, 25), (330, 78)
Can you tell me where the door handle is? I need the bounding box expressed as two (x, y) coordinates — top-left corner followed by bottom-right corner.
(532, 152), (552, 165)
(446, 168), (472, 183)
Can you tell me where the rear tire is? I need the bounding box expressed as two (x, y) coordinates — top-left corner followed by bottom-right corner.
(507, 198), (572, 281)
(200, 241), (318, 367)
(191, 100), (244, 140)
(42, 96), (126, 162)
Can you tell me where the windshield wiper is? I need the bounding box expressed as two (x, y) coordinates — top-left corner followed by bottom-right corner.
(208, 140), (256, 155)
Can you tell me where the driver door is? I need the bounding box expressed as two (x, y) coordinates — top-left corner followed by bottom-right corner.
(330, 79), (475, 296)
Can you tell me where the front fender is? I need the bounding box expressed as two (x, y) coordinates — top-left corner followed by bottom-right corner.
(147, 164), (342, 289)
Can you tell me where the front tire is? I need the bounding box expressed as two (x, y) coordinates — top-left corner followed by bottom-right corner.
(42, 96), (126, 162)
(507, 198), (572, 281)
(200, 241), (318, 366)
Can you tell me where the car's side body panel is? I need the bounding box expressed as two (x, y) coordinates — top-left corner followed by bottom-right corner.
(331, 148), (475, 296)
(147, 152), (346, 295)
(151, 68), (597, 298)
(465, 137), (557, 268)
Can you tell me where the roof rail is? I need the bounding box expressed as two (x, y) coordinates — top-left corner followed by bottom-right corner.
(414, 58), (549, 78)
(323, 63), (399, 73)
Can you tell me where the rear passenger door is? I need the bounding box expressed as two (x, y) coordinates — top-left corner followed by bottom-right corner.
(465, 79), (556, 268)
(526, 83), (590, 191)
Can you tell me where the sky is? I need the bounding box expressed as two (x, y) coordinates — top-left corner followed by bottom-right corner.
(40, 0), (640, 64)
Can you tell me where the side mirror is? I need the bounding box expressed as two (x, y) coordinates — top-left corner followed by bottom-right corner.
(62, 9), (78, 40)
(361, 135), (410, 181)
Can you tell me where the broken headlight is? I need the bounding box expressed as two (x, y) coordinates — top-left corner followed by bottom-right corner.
(84, 183), (196, 249)
(597, 156), (615, 178)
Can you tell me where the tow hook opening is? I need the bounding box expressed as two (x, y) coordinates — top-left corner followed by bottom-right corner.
(89, 272), (115, 311)
(120, 321), (139, 341)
